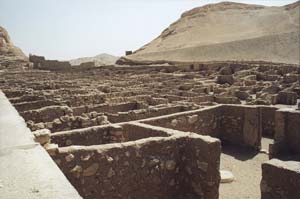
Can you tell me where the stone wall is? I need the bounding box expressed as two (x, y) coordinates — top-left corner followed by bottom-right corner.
(29, 54), (45, 64)
(14, 99), (63, 112)
(260, 106), (277, 137)
(50, 122), (174, 148)
(41, 60), (71, 71)
(21, 105), (73, 123)
(72, 102), (140, 116)
(65, 94), (106, 107)
(261, 159), (300, 199)
(107, 105), (187, 123)
(276, 91), (298, 105)
(50, 132), (221, 199)
(29, 54), (71, 71)
(271, 108), (300, 158)
(141, 105), (261, 149)
(51, 124), (125, 147)
(220, 105), (261, 149)
(141, 106), (221, 138)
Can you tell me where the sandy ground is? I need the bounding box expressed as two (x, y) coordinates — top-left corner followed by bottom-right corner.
(219, 138), (273, 199)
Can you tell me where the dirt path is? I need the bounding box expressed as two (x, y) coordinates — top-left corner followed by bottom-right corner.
(219, 138), (273, 199)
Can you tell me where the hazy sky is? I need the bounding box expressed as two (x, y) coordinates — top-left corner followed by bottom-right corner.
(0, 0), (297, 60)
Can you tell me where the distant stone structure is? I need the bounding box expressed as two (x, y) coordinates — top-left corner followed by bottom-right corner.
(125, 50), (132, 56)
(78, 61), (95, 68)
(29, 54), (71, 71)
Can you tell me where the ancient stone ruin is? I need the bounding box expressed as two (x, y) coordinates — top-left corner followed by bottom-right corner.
(1, 1), (300, 199)
(1, 60), (300, 199)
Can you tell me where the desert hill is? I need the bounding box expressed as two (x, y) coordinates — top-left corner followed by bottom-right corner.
(69, 53), (118, 66)
(0, 26), (28, 68)
(118, 1), (300, 65)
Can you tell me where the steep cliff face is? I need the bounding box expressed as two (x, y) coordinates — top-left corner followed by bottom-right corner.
(119, 1), (300, 65)
(0, 26), (28, 69)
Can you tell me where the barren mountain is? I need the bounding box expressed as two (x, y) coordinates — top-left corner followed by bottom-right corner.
(0, 26), (28, 68)
(119, 1), (300, 65)
(69, 53), (119, 66)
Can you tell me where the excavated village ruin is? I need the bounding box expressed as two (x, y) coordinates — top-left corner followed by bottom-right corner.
(0, 1), (300, 199)
(1, 59), (300, 199)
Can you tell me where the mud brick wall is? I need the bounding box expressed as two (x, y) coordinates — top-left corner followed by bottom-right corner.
(141, 106), (222, 138)
(51, 125), (125, 147)
(261, 159), (300, 199)
(51, 134), (221, 199)
(272, 109), (300, 157)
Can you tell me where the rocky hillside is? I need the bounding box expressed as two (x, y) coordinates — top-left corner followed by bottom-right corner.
(119, 1), (300, 65)
(0, 26), (28, 69)
(69, 53), (118, 66)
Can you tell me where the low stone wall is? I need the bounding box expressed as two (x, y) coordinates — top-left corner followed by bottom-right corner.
(9, 94), (46, 103)
(107, 105), (187, 123)
(107, 94), (152, 104)
(50, 132), (221, 199)
(261, 159), (300, 199)
(271, 108), (300, 158)
(14, 99), (63, 112)
(21, 105), (73, 123)
(72, 102), (140, 116)
(50, 122), (174, 147)
(51, 124), (125, 147)
(276, 91), (298, 105)
(65, 94), (106, 107)
(141, 105), (261, 149)
(29, 54), (71, 71)
(140, 106), (221, 138)
(190, 95), (214, 103)
(41, 60), (71, 71)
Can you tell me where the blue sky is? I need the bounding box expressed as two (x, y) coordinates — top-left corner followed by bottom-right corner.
(0, 0), (297, 60)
